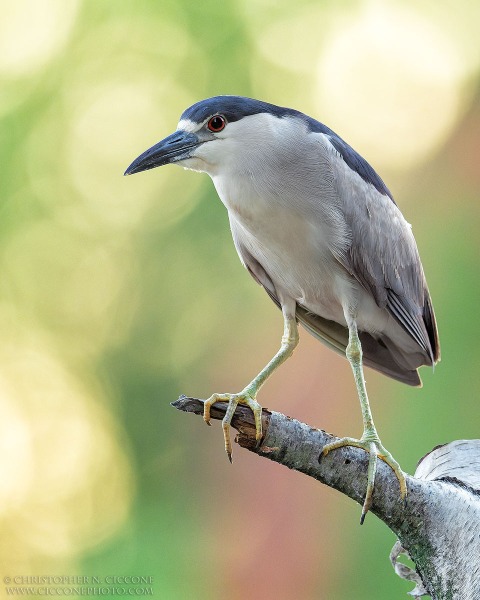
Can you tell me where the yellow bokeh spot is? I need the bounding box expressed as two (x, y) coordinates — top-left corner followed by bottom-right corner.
(316, 1), (467, 169)
(0, 0), (79, 77)
(250, 1), (479, 171)
(0, 310), (132, 563)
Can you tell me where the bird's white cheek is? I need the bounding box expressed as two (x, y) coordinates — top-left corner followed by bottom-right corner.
(177, 151), (213, 174)
(179, 156), (206, 173)
(183, 140), (227, 176)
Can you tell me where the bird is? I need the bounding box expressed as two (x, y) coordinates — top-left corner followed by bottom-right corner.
(125, 95), (440, 520)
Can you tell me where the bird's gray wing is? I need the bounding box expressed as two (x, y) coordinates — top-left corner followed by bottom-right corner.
(296, 305), (422, 386)
(323, 134), (439, 366)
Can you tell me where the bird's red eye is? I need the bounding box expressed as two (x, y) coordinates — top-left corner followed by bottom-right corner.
(207, 115), (226, 132)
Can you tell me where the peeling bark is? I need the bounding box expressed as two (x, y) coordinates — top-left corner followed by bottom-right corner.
(172, 396), (480, 600)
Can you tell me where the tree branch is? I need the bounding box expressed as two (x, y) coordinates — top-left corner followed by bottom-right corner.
(172, 396), (480, 600)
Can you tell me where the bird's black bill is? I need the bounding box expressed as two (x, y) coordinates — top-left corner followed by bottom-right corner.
(124, 130), (200, 175)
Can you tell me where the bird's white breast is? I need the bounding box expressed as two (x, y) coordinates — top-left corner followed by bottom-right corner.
(211, 160), (354, 325)
(196, 113), (392, 334)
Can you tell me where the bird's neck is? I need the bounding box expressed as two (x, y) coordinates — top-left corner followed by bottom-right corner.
(211, 168), (278, 226)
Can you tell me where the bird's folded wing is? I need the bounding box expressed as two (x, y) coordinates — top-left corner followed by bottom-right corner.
(325, 144), (440, 366)
(296, 304), (421, 386)
(264, 288), (421, 386)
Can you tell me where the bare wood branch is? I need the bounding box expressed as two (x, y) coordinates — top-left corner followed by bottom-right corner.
(172, 396), (480, 600)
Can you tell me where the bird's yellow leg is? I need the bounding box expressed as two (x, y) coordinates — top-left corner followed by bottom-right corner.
(204, 313), (299, 462)
(322, 321), (406, 523)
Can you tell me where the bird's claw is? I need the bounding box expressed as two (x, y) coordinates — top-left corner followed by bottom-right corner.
(203, 391), (263, 461)
(322, 435), (406, 523)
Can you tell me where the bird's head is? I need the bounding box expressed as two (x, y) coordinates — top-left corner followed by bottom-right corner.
(124, 95), (305, 177)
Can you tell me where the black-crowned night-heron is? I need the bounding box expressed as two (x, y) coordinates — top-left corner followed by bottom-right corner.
(125, 96), (440, 520)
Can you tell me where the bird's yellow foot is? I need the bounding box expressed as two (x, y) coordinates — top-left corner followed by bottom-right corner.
(322, 435), (406, 524)
(203, 391), (263, 462)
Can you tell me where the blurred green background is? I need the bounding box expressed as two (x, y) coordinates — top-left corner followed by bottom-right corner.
(0, 0), (479, 598)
